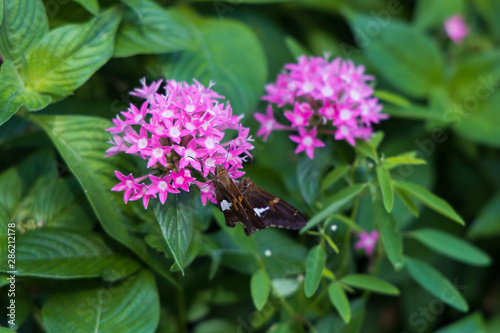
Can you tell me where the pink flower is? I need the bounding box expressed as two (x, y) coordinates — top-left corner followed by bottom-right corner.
(444, 15), (469, 44)
(106, 78), (254, 208)
(147, 175), (180, 204)
(289, 127), (325, 159)
(354, 230), (379, 256)
(257, 55), (388, 156)
(111, 171), (142, 204)
(254, 105), (279, 141)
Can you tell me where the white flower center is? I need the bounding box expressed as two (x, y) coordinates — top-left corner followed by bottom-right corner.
(265, 120), (274, 130)
(340, 109), (351, 121)
(162, 109), (173, 118)
(205, 137), (215, 149)
(303, 136), (313, 146)
(351, 90), (360, 101)
(153, 148), (163, 158)
(138, 138), (148, 149)
(303, 81), (313, 93)
(158, 181), (167, 191)
(322, 85), (333, 97)
(185, 148), (195, 160)
(169, 127), (180, 138)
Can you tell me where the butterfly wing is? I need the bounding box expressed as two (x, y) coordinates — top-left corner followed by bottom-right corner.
(238, 178), (308, 230)
(212, 170), (266, 235)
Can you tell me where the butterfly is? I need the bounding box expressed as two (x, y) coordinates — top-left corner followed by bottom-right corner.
(212, 165), (307, 235)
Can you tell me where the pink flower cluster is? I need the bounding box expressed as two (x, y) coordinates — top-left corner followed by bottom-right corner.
(255, 55), (387, 159)
(444, 14), (469, 44)
(106, 79), (254, 208)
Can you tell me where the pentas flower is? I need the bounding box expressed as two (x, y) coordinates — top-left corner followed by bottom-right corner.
(255, 55), (388, 159)
(106, 79), (254, 209)
(444, 14), (469, 44)
(354, 230), (379, 256)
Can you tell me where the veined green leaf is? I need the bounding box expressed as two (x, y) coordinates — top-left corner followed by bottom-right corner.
(22, 7), (122, 97)
(0, 0), (49, 68)
(114, 1), (193, 57)
(154, 191), (195, 275)
(11, 229), (141, 280)
(32, 115), (176, 285)
(42, 269), (160, 332)
(161, 18), (266, 117)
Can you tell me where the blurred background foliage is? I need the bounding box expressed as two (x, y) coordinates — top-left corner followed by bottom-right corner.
(0, 0), (499, 332)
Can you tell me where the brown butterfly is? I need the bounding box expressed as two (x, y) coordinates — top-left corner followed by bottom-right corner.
(212, 165), (307, 235)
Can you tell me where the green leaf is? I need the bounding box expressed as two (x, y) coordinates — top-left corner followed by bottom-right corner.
(468, 191), (500, 239)
(476, 0), (500, 41)
(304, 245), (327, 297)
(376, 166), (394, 213)
(42, 269), (160, 333)
(350, 15), (443, 99)
(333, 214), (363, 233)
(394, 181), (465, 225)
(394, 187), (419, 218)
(301, 184), (366, 233)
(340, 274), (400, 295)
(161, 18), (267, 117)
(383, 103), (443, 121)
(435, 312), (485, 333)
(154, 191), (195, 275)
(297, 154), (329, 206)
(73, 0), (99, 14)
(21, 7), (122, 97)
(250, 269), (271, 311)
(0, 61), (51, 126)
(373, 90), (410, 107)
(410, 229), (491, 266)
(9, 229), (141, 280)
(272, 278), (300, 298)
(413, 0), (466, 30)
(114, 1), (193, 57)
(321, 165), (350, 191)
(328, 283), (351, 324)
(32, 115), (176, 285)
(384, 151), (427, 170)
(15, 176), (94, 231)
(212, 207), (258, 254)
(0, 0), (49, 68)
(452, 92), (500, 148)
(374, 202), (404, 270)
(254, 229), (307, 279)
(405, 257), (468, 312)
(354, 139), (378, 162)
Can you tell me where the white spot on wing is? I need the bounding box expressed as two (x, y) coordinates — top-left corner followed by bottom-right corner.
(221, 200), (232, 211)
(254, 206), (270, 217)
